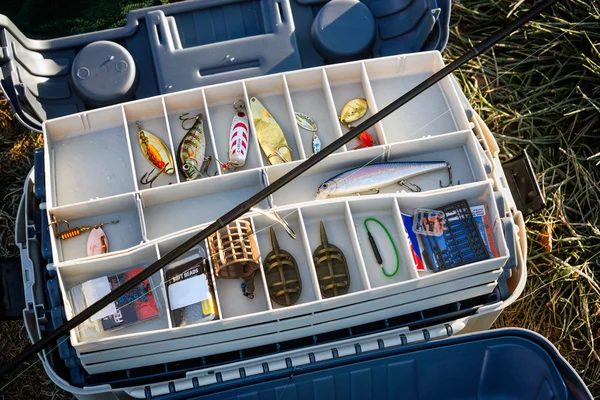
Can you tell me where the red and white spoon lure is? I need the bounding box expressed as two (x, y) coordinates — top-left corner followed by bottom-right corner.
(220, 100), (249, 171)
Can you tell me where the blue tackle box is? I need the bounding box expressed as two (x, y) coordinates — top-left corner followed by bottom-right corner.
(4, 0), (588, 399)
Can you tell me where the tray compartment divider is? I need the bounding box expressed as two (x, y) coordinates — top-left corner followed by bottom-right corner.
(282, 75), (307, 160)
(201, 89), (224, 176)
(320, 69), (346, 152)
(392, 198), (420, 280)
(134, 192), (148, 243)
(242, 82), (266, 170)
(361, 62), (387, 146)
(204, 239), (224, 321)
(296, 208), (323, 301)
(344, 201), (371, 291)
(155, 244), (174, 330)
(160, 97), (181, 185)
(249, 216), (274, 312)
(121, 105), (141, 193)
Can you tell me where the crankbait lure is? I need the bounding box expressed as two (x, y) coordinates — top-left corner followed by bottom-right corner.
(220, 100), (249, 172)
(249, 97), (293, 164)
(178, 113), (209, 181)
(137, 122), (175, 187)
(295, 112), (321, 154)
(316, 161), (453, 199)
(313, 221), (350, 298)
(339, 98), (368, 129)
(264, 228), (302, 306)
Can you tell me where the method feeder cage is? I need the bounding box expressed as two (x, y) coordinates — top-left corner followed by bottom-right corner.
(0, 0), (560, 378)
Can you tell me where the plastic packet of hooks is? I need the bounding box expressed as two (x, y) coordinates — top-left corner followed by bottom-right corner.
(43, 53), (522, 373)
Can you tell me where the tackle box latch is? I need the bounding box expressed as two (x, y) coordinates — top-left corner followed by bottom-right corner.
(502, 150), (545, 216)
(0, 258), (26, 320)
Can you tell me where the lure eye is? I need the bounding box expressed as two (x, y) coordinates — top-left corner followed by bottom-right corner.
(182, 164), (189, 171)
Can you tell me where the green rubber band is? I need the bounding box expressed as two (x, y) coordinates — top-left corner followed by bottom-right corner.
(363, 217), (400, 277)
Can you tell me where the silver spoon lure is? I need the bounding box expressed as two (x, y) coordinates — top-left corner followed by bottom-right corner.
(295, 112), (321, 155)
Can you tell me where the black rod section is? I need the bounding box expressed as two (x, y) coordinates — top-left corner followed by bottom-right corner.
(0, 0), (559, 379)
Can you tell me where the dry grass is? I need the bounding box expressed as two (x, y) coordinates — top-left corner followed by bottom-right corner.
(0, 0), (598, 398)
(445, 0), (600, 396)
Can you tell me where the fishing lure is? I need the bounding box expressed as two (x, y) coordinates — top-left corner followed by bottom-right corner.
(354, 131), (375, 149)
(339, 98), (368, 129)
(220, 100), (249, 172)
(137, 122), (175, 187)
(49, 215), (119, 256)
(264, 228), (302, 306)
(295, 112), (321, 154)
(313, 221), (350, 298)
(249, 97), (293, 164)
(178, 113), (210, 181)
(316, 161), (453, 199)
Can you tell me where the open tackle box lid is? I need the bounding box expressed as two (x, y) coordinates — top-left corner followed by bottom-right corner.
(0, 0), (450, 132)
(6, 0), (562, 398)
(136, 328), (591, 400)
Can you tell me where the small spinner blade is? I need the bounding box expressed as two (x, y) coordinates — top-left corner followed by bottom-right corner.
(313, 221), (350, 297)
(264, 228), (302, 306)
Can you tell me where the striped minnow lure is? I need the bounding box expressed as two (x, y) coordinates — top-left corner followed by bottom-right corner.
(316, 161), (453, 199)
(178, 113), (208, 181)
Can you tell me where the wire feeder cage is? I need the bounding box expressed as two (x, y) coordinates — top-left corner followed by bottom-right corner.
(208, 219), (260, 279)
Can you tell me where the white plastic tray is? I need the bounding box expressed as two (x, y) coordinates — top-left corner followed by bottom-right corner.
(44, 52), (511, 373)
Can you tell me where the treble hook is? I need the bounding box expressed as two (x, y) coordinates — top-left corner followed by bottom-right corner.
(179, 113), (202, 131)
(140, 162), (173, 188)
(439, 162), (455, 188)
(267, 144), (293, 164)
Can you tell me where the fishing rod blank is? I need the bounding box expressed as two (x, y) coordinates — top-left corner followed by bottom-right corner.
(0, 0), (560, 379)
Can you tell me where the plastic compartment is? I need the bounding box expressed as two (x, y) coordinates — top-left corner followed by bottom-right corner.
(56, 244), (169, 348)
(163, 89), (220, 179)
(49, 193), (144, 263)
(381, 130), (488, 193)
(265, 145), (386, 207)
(253, 209), (320, 309)
(348, 197), (417, 288)
(363, 53), (470, 142)
(204, 81), (263, 172)
(396, 181), (509, 275)
(212, 217), (272, 319)
(123, 98), (179, 189)
(245, 74), (305, 163)
(43, 105), (136, 208)
(325, 62), (383, 149)
(285, 68), (344, 156)
(301, 201), (369, 295)
(140, 169), (266, 241)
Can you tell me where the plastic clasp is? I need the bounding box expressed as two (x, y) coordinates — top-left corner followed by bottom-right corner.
(501, 150), (545, 216)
